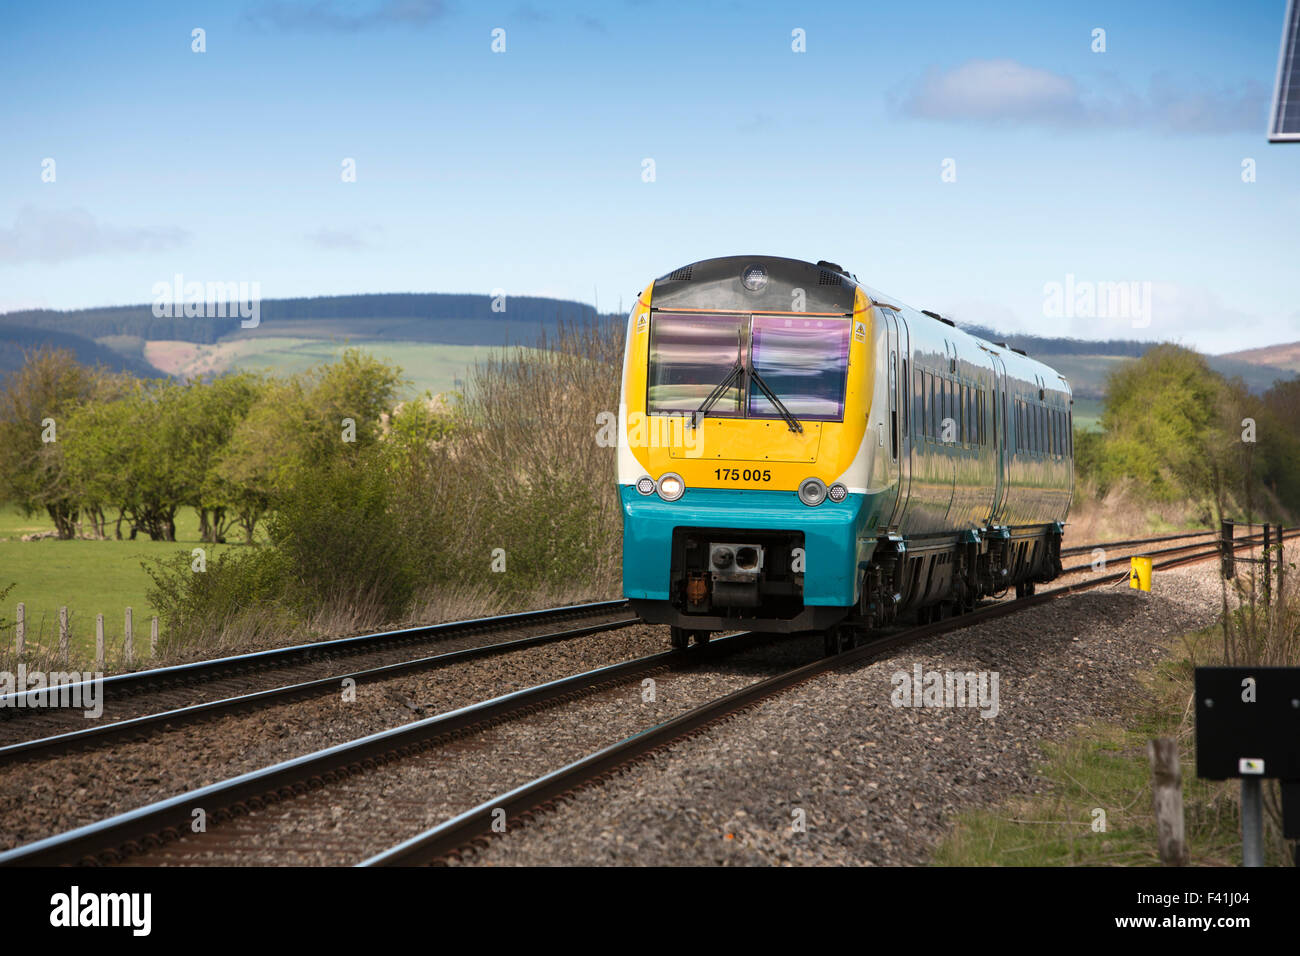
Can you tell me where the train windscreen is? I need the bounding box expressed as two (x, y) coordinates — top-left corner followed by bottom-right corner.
(748, 317), (850, 421)
(646, 313), (745, 416)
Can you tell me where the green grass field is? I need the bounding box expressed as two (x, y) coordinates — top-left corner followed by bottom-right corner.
(146, 336), (533, 399)
(0, 506), (244, 662)
(1071, 396), (1104, 432)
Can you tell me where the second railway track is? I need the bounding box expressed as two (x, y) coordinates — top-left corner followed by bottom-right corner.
(0, 599), (634, 748)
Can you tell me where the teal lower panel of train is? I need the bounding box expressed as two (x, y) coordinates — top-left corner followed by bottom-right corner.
(620, 483), (878, 609)
(620, 483), (1064, 640)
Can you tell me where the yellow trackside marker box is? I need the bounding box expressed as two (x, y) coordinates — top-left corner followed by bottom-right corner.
(1129, 556), (1152, 592)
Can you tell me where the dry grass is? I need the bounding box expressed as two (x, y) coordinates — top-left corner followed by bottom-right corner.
(1066, 478), (1208, 543)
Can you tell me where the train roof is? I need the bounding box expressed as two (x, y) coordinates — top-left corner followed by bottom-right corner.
(650, 256), (1071, 396)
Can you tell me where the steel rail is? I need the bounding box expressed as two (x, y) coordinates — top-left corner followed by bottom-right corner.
(1059, 528), (1273, 576)
(1060, 528), (1214, 558)
(6, 531), (1288, 867)
(0, 598), (629, 714)
(0, 616), (639, 766)
(362, 530), (1294, 866)
(0, 629), (769, 867)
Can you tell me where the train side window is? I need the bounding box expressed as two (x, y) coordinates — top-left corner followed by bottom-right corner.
(918, 368), (926, 441)
(956, 385), (967, 444)
(919, 370), (927, 440)
(933, 373), (941, 439)
(925, 370), (932, 441)
(940, 377), (949, 438)
(925, 372), (933, 438)
(888, 351), (898, 461)
(957, 384), (965, 443)
(902, 358), (909, 439)
(967, 387), (974, 445)
(956, 381), (963, 443)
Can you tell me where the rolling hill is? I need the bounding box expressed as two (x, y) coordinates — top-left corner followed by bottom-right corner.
(1218, 341), (1300, 374)
(3, 295), (1295, 411)
(0, 323), (162, 379)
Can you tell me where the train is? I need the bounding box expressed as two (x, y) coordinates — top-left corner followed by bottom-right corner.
(616, 255), (1074, 654)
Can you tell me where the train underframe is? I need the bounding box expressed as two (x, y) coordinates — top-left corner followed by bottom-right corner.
(630, 522), (1064, 654)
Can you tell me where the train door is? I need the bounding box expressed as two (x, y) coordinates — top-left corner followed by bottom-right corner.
(880, 308), (909, 530)
(989, 351), (1010, 525)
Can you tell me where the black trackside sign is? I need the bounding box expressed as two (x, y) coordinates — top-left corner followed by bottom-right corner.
(1194, 667), (1300, 780)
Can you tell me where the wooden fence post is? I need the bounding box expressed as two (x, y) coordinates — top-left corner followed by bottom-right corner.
(14, 602), (23, 657)
(1278, 526), (1286, 597)
(124, 607), (133, 667)
(1263, 524), (1272, 607)
(1148, 738), (1189, 865)
(151, 616), (159, 658)
(58, 607), (69, 663)
(1220, 519), (1235, 579)
(95, 614), (105, 670)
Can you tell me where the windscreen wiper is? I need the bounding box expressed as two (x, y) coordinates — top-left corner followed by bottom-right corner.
(690, 362), (744, 429)
(749, 369), (803, 433)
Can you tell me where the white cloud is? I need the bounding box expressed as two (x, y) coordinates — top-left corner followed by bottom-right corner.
(0, 206), (189, 265)
(896, 58), (1269, 133)
(901, 59), (1085, 125)
(305, 227), (374, 250)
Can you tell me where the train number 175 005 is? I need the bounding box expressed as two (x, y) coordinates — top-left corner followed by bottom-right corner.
(714, 468), (771, 482)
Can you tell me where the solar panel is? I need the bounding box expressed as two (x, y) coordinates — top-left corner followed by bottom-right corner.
(1271, 0), (1300, 141)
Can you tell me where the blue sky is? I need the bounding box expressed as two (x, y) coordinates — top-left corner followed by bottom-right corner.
(0, 0), (1296, 353)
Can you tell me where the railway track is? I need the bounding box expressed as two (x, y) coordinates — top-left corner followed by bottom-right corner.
(0, 630), (778, 866)
(5, 528), (1283, 867)
(0, 613), (640, 765)
(365, 527), (1294, 865)
(1059, 528), (1216, 559)
(0, 530), (1233, 754)
(0, 599), (633, 747)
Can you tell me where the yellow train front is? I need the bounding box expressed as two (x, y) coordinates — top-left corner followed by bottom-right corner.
(617, 255), (1073, 652)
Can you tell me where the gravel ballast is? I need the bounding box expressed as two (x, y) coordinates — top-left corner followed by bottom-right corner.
(0, 622), (668, 850)
(457, 561), (1231, 866)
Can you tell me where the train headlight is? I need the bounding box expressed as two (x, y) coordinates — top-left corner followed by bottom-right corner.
(828, 483), (848, 503)
(657, 473), (685, 501)
(635, 475), (656, 496)
(741, 263), (768, 292)
(797, 477), (827, 506)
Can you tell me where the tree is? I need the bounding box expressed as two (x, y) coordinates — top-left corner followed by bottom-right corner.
(0, 348), (112, 538)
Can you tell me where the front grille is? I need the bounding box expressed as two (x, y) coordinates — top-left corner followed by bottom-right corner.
(818, 270), (841, 286)
(667, 266), (693, 281)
